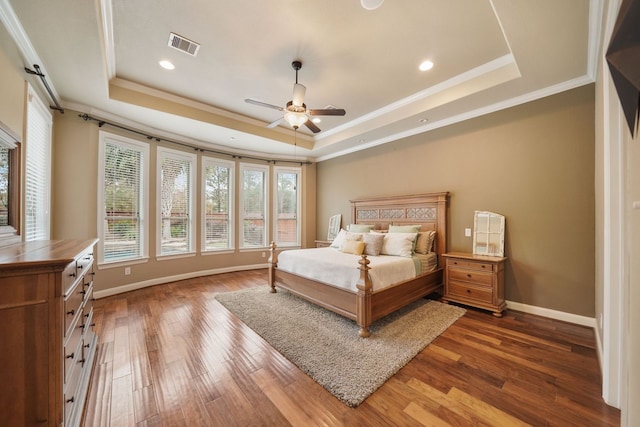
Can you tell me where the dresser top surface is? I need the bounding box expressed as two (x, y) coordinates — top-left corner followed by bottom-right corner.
(443, 252), (507, 262)
(0, 239), (98, 271)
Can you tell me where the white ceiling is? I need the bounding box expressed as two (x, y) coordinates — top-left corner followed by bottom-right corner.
(2, 0), (598, 162)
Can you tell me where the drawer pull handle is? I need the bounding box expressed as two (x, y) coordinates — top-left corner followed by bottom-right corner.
(84, 343), (90, 349)
(84, 313), (90, 318)
(69, 273), (76, 278)
(66, 309), (75, 316)
(466, 274), (472, 278)
(482, 265), (487, 269)
(78, 265), (84, 269)
(66, 397), (74, 404)
(466, 289), (471, 293)
(66, 352), (74, 359)
(78, 358), (85, 365)
(80, 290), (86, 295)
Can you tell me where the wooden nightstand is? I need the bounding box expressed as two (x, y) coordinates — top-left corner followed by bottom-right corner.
(441, 252), (507, 317)
(315, 240), (332, 248)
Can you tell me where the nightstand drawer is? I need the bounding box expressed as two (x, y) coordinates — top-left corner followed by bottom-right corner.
(448, 281), (493, 303)
(446, 258), (495, 272)
(448, 268), (493, 286)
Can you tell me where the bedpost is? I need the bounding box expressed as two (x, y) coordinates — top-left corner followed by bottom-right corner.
(356, 254), (372, 338)
(268, 241), (278, 293)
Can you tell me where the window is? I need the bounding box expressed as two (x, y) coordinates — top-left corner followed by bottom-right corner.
(239, 163), (268, 248)
(274, 166), (301, 247)
(98, 132), (149, 264)
(202, 157), (234, 252)
(157, 147), (196, 256)
(24, 87), (52, 241)
(0, 123), (20, 245)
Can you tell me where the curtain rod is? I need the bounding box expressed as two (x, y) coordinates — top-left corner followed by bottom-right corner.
(78, 113), (312, 166)
(24, 64), (64, 114)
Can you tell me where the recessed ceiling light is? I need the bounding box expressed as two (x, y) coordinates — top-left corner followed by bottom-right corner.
(419, 60), (434, 71)
(312, 118), (321, 124)
(159, 60), (175, 70)
(361, 0), (384, 10)
(419, 118), (428, 123)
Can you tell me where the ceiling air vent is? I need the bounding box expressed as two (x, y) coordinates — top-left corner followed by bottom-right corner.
(168, 32), (200, 56)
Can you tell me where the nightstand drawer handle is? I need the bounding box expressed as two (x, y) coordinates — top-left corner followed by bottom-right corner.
(466, 274), (472, 278)
(466, 289), (471, 293)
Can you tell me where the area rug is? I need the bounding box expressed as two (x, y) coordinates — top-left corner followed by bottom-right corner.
(215, 286), (465, 407)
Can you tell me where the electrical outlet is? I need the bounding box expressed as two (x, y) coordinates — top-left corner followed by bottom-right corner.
(124, 267), (131, 276)
(465, 228), (472, 237)
(261, 251), (266, 258)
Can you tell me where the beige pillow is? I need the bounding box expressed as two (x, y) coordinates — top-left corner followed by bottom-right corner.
(415, 231), (436, 254)
(381, 233), (417, 257)
(342, 240), (365, 255)
(363, 233), (385, 256)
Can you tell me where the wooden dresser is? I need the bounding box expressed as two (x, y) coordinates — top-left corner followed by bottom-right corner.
(0, 239), (98, 427)
(441, 252), (507, 317)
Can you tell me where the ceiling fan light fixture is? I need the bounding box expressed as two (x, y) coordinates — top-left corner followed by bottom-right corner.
(284, 111), (308, 129)
(361, 0), (384, 10)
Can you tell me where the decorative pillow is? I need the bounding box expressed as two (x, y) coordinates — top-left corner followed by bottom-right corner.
(389, 224), (422, 233)
(330, 229), (348, 248)
(342, 240), (365, 255)
(363, 233), (385, 256)
(380, 232), (417, 257)
(347, 224), (374, 233)
(332, 230), (363, 249)
(415, 230), (436, 254)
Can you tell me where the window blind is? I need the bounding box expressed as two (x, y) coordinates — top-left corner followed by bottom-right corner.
(100, 136), (147, 263)
(240, 164), (268, 248)
(275, 168), (300, 247)
(158, 148), (195, 256)
(24, 89), (52, 241)
(203, 158), (234, 251)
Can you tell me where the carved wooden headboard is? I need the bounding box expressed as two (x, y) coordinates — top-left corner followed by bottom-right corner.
(350, 192), (449, 260)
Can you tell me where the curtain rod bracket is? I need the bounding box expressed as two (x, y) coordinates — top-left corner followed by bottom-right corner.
(24, 64), (65, 114)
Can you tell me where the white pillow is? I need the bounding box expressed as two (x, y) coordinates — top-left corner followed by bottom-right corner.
(330, 229), (347, 248)
(330, 230), (363, 249)
(380, 232), (417, 257)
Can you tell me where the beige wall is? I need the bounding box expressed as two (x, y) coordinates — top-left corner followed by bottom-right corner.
(317, 85), (596, 317)
(52, 111), (317, 293)
(0, 23), (25, 141)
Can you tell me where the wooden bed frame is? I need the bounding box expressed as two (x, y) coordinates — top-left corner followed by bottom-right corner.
(267, 192), (449, 337)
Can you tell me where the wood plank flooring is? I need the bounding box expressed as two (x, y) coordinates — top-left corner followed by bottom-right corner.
(82, 269), (620, 426)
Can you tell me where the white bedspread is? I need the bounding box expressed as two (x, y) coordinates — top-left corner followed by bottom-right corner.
(276, 247), (421, 292)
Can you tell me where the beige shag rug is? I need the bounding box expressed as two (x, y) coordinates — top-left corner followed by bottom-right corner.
(215, 286), (465, 407)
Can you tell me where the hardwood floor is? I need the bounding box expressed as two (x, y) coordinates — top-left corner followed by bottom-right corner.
(83, 269), (620, 426)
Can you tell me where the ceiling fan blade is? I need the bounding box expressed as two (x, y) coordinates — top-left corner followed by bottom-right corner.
(267, 117), (284, 128)
(304, 119), (321, 133)
(245, 98), (285, 111)
(292, 84), (306, 107)
(308, 108), (346, 116)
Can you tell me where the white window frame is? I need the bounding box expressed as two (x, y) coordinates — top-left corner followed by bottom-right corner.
(24, 85), (52, 241)
(97, 131), (149, 266)
(156, 146), (197, 258)
(273, 166), (301, 247)
(239, 162), (269, 249)
(201, 156), (235, 253)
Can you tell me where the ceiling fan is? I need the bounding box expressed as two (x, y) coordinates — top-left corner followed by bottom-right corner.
(245, 60), (346, 133)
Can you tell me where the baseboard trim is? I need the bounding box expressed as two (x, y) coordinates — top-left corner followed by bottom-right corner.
(95, 273), (598, 329)
(93, 263), (268, 299)
(506, 300), (596, 328)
